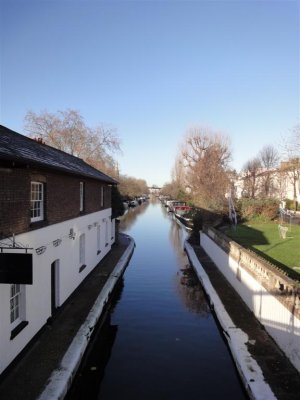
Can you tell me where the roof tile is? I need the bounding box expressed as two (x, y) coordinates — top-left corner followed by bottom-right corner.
(0, 125), (117, 184)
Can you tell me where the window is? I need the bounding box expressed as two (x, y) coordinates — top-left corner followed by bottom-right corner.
(79, 233), (85, 267)
(100, 186), (104, 207)
(10, 284), (21, 326)
(80, 182), (84, 212)
(111, 219), (115, 241)
(97, 225), (101, 254)
(31, 182), (44, 222)
(105, 219), (109, 246)
(10, 284), (28, 339)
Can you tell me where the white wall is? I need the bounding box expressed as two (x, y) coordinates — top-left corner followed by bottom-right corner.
(0, 209), (115, 375)
(200, 232), (300, 373)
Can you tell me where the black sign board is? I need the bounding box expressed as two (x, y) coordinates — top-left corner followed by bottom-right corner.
(0, 253), (33, 284)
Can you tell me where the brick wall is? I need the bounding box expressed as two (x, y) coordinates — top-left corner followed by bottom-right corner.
(0, 166), (112, 239)
(0, 167), (30, 238)
(84, 179), (111, 214)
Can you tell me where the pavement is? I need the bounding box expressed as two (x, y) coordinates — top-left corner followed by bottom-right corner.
(186, 237), (300, 400)
(0, 233), (134, 400)
(1, 229), (300, 400)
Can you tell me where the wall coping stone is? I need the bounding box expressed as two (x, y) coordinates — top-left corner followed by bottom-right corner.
(202, 225), (300, 319)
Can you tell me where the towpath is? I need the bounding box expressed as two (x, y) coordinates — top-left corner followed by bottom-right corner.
(188, 237), (300, 400)
(0, 234), (133, 400)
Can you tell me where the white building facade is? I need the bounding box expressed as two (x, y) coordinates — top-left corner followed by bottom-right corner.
(0, 125), (117, 375)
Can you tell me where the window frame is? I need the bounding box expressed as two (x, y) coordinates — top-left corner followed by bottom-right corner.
(10, 284), (26, 330)
(10, 284), (21, 328)
(30, 181), (44, 222)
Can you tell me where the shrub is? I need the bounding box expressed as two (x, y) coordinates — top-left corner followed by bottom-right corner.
(237, 198), (279, 222)
(284, 198), (299, 211)
(284, 198), (294, 210)
(191, 208), (224, 240)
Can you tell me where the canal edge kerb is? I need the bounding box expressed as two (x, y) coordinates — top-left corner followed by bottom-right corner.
(184, 240), (276, 400)
(37, 235), (135, 400)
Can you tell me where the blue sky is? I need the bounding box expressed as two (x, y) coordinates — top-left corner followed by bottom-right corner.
(1, 0), (299, 186)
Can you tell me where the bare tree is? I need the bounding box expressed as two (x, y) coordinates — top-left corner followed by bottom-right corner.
(242, 157), (262, 199)
(259, 145), (279, 197)
(118, 176), (148, 199)
(24, 109), (121, 175)
(291, 123), (300, 151)
(181, 126), (231, 169)
(167, 155), (187, 199)
(281, 124), (300, 210)
(171, 155), (185, 186)
(177, 126), (231, 210)
(160, 179), (190, 201)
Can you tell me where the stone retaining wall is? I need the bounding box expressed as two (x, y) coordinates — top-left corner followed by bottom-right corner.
(205, 226), (300, 319)
(201, 225), (300, 373)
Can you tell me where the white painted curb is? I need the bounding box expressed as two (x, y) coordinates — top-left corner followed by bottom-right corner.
(184, 241), (277, 400)
(37, 236), (135, 400)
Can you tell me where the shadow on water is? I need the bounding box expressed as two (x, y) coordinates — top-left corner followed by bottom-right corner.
(168, 214), (210, 316)
(66, 201), (248, 400)
(65, 280), (125, 400)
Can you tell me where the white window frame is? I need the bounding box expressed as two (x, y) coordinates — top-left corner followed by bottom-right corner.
(79, 233), (85, 265)
(80, 182), (84, 212)
(10, 284), (25, 329)
(30, 182), (44, 222)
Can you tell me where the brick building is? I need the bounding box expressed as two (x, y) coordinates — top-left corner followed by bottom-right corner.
(0, 125), (117, 375)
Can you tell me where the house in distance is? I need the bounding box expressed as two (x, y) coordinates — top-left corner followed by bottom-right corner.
(0, 125), (117, 375)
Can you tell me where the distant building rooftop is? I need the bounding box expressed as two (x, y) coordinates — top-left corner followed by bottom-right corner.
(0, 125), (117, 184)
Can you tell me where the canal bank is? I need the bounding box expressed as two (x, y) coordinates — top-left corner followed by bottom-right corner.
(185, 238), (300, 400)
(66, 201), (249, 400)
(3, 200), (298, 400)
(0, 233), (134, 400)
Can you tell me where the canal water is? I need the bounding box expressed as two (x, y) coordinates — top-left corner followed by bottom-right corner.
(66, 200), (247, 400)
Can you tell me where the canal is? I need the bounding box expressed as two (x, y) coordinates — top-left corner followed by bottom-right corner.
(66, 200), (247, 400)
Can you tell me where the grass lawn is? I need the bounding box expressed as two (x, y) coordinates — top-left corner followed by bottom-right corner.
(223, 222), (300, 281)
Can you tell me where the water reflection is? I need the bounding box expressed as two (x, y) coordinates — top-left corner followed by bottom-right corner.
(168, 215), (187, 255)
(176, 265), (211, 316)
(168, 215), (210, 316)
(160, 201), (172, 220)
(65, 280), (125, 400)
(119, 201), (149, 231)
(67, 200), (247, 400)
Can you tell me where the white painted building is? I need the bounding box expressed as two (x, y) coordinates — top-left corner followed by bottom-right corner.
(233, 161), (300, 204)
(0, 125), (117, 375)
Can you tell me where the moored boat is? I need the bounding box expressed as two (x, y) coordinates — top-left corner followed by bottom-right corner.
(168, 201), (187, 212)
(174, 206), (194, 229)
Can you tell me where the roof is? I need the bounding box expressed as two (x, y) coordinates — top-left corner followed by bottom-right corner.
(0, 125), (117, 184)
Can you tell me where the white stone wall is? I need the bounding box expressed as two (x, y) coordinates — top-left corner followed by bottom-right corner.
(200, 231), (300, 373)
(0, 209), (115, 375)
